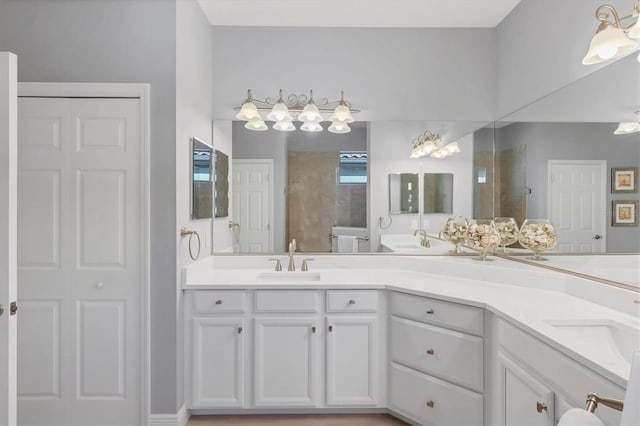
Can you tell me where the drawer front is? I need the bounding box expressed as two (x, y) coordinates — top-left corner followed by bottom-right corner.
(193, 290), (247, 314)
(254, 290), (319, 313)
(326, 290), (378, 313)
(390, 291), (483, 336)
(390, 363), (483, 426)
(390, 317), (483, 392)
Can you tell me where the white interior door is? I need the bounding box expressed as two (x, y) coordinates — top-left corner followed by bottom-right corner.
(17, 96), (143, 425)
(0, 52), (18, 426)
(232, 160), (273, 252)
(548, 160), (606, 252)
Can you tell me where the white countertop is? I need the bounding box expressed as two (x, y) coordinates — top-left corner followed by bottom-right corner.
(182, 254), (640, 388)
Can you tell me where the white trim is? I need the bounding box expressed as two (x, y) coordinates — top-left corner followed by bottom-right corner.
(547, 160), (607, 251)
(147, 405), (189, 426)
(232, 159), (275, 252)
(18, 82), (151, 426)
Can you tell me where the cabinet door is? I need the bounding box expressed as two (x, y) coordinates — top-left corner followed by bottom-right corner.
(500, 353), (554, 426)
(326, 316), (377, 406)
(192, 318), (245, 408)
(254, 317), (318, 407)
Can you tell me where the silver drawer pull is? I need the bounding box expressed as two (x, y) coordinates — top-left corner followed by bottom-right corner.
(237, 327), (243, 334)
(312, 326), (316, 333)
(426, 400), (434, 408)
(426, 349), (434, 355)
(348, 299), (356, 305)
(426, 309), (434, 314)
(536, 402), (547, 413)
(215, 300), (222, 305)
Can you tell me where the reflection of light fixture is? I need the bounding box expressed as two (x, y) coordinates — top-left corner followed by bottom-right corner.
(409, 130), (441, 158)
(614, 111), (640, 134)
(583, 1), (640, 65)
(234, 89), (359, 133)
(431, 141), (461, 159)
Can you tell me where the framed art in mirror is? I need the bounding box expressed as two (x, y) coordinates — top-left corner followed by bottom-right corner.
(612, 200), (638, 227)
(611, 167), (637, 194)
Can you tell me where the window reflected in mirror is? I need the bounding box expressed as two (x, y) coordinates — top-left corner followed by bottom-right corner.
(191, 137), (213, 220)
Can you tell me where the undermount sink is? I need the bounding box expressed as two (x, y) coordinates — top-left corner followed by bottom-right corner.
(258, 271), (321, 281)
(544, 319), (640, 366)
(392, 243), (427, 249)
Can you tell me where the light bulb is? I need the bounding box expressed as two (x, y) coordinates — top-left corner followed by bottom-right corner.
(244, 118), (268, 131)
(273, 120), (296, 132)
(597, 43), (618, 59)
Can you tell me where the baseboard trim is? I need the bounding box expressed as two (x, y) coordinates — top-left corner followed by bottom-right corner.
(189, 408), (388, 416)
(148, 405), (190, 426)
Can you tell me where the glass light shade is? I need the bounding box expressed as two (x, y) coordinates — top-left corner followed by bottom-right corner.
(582, 24), (639, 64)
(236, 101), (260, 121)
(330, 104), (355, 124)
(446, 142), (460, 153)
(300, 121), (323, 132)
(273, 120), (296, 132)
(298, 102), (322, 123)
(328, 121), (351, 134)
(267, 102), (293, 122)
(614, 121), (640, 134)
(430, 150), (446, 159)
(628, 18), (640, 38)
(244, 118), (268, 131)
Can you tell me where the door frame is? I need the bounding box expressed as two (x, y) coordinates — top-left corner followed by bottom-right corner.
(18, 82), (151, 425)
(547, 160), (607, 251)
(232, 159), (274, 252)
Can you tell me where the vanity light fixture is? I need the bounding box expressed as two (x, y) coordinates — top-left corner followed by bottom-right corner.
(234, 89), (359, 133)
(582, 1), (640, 65)
(614, 111), (640, 134)
(409, 130), (441, 159)
(431, 141), (461, 159)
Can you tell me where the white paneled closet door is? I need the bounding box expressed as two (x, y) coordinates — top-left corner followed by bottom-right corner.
(17, 97), (143, 426)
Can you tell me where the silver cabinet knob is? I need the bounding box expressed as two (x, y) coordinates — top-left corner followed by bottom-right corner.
(536, 402), (548, 413)
(426, 401), (434, 408)
(593, 235), (602, 240)
(348, 299), (356, 305)
(426, 309), (434, 314)
(215, 299), (222, 305)
(426, 349), (434, 355)
(0, 304), (4, 317)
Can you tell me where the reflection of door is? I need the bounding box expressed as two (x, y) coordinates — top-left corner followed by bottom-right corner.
(17, 95), (144, 425)
(548, 161), (606, 252)
(0, 52), (18, 426)
(232, 160), (273, 252)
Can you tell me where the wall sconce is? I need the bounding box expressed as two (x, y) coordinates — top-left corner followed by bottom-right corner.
(583, 1), (640, 64)
(614, 111), (640, 134)
(235, 89), (358, 133)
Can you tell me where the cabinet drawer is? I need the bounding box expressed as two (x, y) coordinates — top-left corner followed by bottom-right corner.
(390, 317), (483, 392)
(390, 291), (483, 336)
(254, 290), (319, 313)
(193, 290), (247, 314)
(390, 363), (483, 426)
(326, 290), (378, 313)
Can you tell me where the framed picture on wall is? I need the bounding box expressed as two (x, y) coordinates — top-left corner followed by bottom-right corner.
(611, 167), (637, 193)
(612, 200), (638, 226)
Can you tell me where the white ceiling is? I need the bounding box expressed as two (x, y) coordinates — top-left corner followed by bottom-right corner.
(197, 0), (521, 28)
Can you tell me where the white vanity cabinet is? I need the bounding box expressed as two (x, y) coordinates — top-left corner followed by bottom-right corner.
(490, 318), (626, 426)
(189, 291), (248, 409)
(186, 288), (384, 411)
(388, 291), (484, 425)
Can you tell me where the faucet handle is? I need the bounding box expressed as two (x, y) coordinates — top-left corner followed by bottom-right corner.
(301, 258), (314, 272)
(269, 258), (283, 271)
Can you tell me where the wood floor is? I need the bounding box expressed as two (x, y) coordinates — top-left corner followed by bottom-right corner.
(187, 414), (409, 425)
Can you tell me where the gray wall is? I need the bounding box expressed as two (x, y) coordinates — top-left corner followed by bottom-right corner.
(176, 0), (214, 411)
(212, 26), (496, 121)
(495, 0), (634, 118)
(496, 122), (640, 252)
(0, 0), (179, 415)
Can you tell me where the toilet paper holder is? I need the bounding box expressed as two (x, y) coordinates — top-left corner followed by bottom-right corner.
(585, 393), (624, 413)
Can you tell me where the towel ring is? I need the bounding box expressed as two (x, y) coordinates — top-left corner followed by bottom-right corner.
(180, 227), (201, 261)
(378, 215), (393, 230)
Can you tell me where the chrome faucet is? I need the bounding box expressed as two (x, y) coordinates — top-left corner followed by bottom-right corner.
(413, 229), (430, 248)
(288, 238), (297, 271)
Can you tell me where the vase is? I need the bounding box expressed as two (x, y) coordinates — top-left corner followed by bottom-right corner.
(465, 219), (501, 261)
(518, 219), (558, 261)
(494, 217), (519, 253)
(441, 216), (468, 254)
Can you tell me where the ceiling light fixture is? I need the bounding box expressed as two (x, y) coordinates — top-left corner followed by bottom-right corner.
(614, 111), (640, 134)
(582, 1), (640, 65)
(234, 89), (359, 133)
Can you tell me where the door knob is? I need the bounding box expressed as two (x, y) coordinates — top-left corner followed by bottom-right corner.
(536, 401), (548, 413)
(593, 235), (602, 240)
(0, 304), (3, 317)
(10, 301), (17, 316)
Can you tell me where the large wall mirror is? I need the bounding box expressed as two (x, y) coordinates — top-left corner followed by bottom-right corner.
(191, 137), (213, 220)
